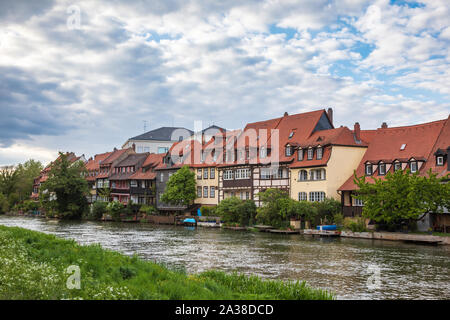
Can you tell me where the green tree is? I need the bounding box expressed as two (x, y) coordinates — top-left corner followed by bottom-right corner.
(40, 152), (89, 219)
(0, 166), (19, 198)
(161, 166), (196, 206)
(311, 198), (341, 225)
(106, 201), (124, 221)
(216, 197), (256, 226)
(0, 193), (9, 214)
(354, 169), (450, 227)
(255, 188), (290, 227)
(15, 160), (43, 201)
(91, 201), (108, 220)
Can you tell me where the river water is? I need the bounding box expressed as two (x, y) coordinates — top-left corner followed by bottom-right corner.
(1, 215), (449, 300)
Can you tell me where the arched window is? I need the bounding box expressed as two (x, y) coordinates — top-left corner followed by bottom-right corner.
(299, 170), (308, 181)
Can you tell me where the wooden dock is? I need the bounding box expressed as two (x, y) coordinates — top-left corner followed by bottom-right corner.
(303, 229), (341, 237)
(268, 229), (300, 234)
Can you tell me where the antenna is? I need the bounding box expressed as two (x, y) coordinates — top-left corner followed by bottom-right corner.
(143, 120), (148, 132)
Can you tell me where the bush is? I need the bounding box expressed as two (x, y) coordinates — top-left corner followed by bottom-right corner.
(216, 197), (256, 227)
(92, 201), (108, 220)
(22, 200), (39, 213)
(200, 206), (217, 217)
(140, 205), (156, 215)
(343, 217), (367, 232)
(333, 213), (344, 226)
(311, 198), (341, 225)
(106, 201), (125, 221)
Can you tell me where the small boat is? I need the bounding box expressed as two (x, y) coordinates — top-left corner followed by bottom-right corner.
(316, 225), (337, 231)
(183, 218), (197, 226)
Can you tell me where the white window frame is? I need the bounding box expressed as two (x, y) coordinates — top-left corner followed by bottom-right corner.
(203, 186), (208, 198)
(298, 192), (307, 201)
(316, 147), (323, 160)
(210, 168), (215, 179)
(298, 149), (303, 161)
(437, 156), (444, 166)
(130, 180), (137, 187)
(285, 146), (292, 156)
(203, 168), (208, 179)
(309, 191), (325, 202)
(379, 163), (386, 175)
(224, 170), (234, 180)
(299, 170), (308, 181)
(210, 186), (215, 198)
(410, 161), (417, 173)
(394, 162), (401, 171)
(197, 186), (202, 198)
(307, 148), (314, 160)
(365, 164), (372, 176)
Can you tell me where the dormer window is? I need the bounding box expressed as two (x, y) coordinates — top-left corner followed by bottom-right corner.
(298, 149), (303, 161)
(316, 147), (323, 160)
(307, 148), (314, 160)
(285, 146), (292, 156)
(365, 164), (372, 176)
(410, 161), (417, 173)
(379, 162), (386, 175)
(437, 156), (444, 166)
(394, 162), (402, 171)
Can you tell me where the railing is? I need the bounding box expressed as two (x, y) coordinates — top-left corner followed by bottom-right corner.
(342, 206), (363, 217)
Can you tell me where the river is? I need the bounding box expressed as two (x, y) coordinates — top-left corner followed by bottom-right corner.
(1, 215), (449, 300)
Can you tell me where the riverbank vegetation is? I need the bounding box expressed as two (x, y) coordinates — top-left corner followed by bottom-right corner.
(0, 225), (333, 300)
(354, 169), (449, 231)
(0, 160), (43, 214)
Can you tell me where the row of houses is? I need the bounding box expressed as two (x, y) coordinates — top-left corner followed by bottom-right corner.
(31, 108), (450, 231)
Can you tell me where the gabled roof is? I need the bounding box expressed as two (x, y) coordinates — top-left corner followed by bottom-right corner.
(101, 148), (133, 166)
(115, 153), (149, 167)
(85, 151), (112, 171)
(130, 153), (164, 180)
(422, 115), (450, 178)
(338, 118), (447, 191)
(128, 127), (194, 142)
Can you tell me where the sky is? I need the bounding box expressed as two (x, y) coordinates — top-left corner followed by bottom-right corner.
(0, 0), (449, 166)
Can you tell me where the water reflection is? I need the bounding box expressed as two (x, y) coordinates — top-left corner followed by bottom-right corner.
(1, 216), (449, 300)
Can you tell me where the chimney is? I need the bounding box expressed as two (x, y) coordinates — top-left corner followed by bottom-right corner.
(447, 147), (450, 171)
(284, 112), (289, 117)
(354, 122), (361, 142)
(132, 143), (136, 152)
(381, 122), (388, 129)
(114, 147), (117, 151)
(327, 108), (333, 126)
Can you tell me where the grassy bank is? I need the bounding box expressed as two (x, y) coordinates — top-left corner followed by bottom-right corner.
(0, 225), (333, 300)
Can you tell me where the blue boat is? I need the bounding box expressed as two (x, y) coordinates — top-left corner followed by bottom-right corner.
(316, 225), (337, 231)
(183, 218), (197, 226)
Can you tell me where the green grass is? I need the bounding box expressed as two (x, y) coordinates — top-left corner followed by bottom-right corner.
(411, 231), (450, 237)
(0, 225), (333, 300)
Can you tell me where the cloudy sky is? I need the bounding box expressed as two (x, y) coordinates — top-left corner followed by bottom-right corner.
(1, 0), (449, 165)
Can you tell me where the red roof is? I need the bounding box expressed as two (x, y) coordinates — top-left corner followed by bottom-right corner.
(422, 115), (450, 178)
(338, 118), (447, 191)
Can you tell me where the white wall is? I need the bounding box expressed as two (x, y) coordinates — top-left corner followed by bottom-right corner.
(123, 140), (176, 154)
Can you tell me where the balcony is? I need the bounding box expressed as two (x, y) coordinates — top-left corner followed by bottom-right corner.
(110, 188), (130, 194)
(130, 187), (154, 195)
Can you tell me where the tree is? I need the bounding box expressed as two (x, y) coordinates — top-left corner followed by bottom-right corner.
(106, 201), (124, 221)
(354, 169), (450, 227)
(161, 165), (196, 206)
(216, 197), (256, 226)
(0, 166), (19, 198)
(15, 159), (43, 201)
(40, 152), (89, 219)
(0, 193), (9, 214)
(256, 188), (290, 227)
(311, 198), (341, 225)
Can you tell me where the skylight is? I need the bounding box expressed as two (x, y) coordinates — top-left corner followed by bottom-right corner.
(288, 132), (294, 139)
(400, 144), (406, 150)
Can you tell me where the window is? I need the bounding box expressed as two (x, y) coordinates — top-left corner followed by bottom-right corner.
(141, 181), (145, 188)
(316, 147), (323, 160)
(260, 168), (272, 179)
(289, 131), (294, 139)
(203, 168), (208, 179)
(354, 198), (364, 206)
(299, 170), (308, 181)
(309, 191), (325, 202)
(224, 170), (234, 180)
(298, 149), (303, 161)
(240, 192), (244, 200)
(285, 146), (292, 156)
(200, 152), (205, 163)
(130, 180), (137, 187)
(203, 186), (208, 198)
(137, 146), (143, 153)
(158, 147), (169, 154)
(160, 173), (164, 182)
(437, 156), (444, 166)
(246, 149), (250, 160)
(210, 186), (215, 198)
(298, 192), (307, 201)
(379, 163), (386, 175)
(143, 147), (150, 152)
(307, 148), (314, 160)
(410, 161), (417, 173)
(365, 164), (372, 176)
(197, 169), (202, 179)
(400, 144), (406, 150)
(236, 168), (250, 179)
(245, 192), (250, 200)
(394, 162), (402, 171)
(197, 186), (202, 198)
(260, 147), (266, 159)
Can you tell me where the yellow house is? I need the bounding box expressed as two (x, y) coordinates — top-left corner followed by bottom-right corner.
(289, 125), (368, 202)
(193, 166), (219, 206)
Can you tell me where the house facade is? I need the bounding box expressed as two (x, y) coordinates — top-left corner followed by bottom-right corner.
(338, 117), (450, 232)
